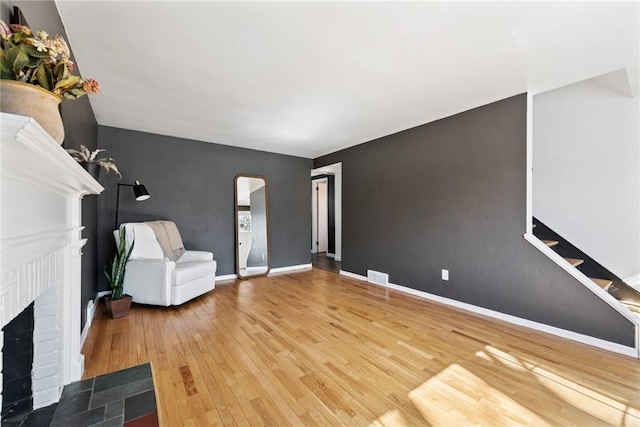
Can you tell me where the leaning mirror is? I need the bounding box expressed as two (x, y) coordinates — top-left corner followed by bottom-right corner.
(235, 175), (270, 278)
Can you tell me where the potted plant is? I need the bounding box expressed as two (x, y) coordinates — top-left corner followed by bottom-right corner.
(0, 20), (100, 143)
(65, 145), (122, 180)
(104, 227), (134, 318)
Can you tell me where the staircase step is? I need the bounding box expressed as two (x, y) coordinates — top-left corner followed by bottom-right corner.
(590, 278), (613, 290)
(542, 239), (559, 247)
(564, 257), (584, 267)
(606, 281), (640, 314)
(621, 301), (640, 314)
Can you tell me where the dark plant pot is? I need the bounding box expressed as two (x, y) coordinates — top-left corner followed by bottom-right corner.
(104, 295), (132, 319)
(81, 162), (100, 180)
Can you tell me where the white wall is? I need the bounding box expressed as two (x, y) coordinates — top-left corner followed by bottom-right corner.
(533, 71), (640, 282)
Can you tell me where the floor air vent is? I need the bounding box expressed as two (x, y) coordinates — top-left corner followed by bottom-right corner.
(367, 270), (389, 286)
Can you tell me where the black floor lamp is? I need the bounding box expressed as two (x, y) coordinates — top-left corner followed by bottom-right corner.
(115, 180), (150, 229)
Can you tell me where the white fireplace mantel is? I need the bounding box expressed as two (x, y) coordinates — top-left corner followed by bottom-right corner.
(1, 112), (104, 410)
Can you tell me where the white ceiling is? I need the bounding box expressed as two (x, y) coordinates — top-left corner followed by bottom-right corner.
(56, 1), (639, 159)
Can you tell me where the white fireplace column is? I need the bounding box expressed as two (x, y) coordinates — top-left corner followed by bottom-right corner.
(33, 284), (61, 407)
(1, 113), (104, 411)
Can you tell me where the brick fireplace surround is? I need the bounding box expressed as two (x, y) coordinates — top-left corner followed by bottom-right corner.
(1, 113), (103, 416)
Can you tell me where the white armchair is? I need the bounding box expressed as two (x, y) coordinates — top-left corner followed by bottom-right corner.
(114, 222), (217, 306)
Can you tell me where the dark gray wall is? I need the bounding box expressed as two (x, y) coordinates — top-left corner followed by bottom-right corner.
(247, 186), (268, 267)
(97, 126), (312, 288)
(6, 2), (99, 331)
(314, 94), (634, 346)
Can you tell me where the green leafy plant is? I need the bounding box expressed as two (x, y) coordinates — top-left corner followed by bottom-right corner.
(104, 228), (134, 300)
(66, 145), (122, 178)
(0, 20), (99, 99)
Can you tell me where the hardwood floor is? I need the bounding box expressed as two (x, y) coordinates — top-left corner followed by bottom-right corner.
(82, 268), (640, 426)
(311, 252), (341, 273)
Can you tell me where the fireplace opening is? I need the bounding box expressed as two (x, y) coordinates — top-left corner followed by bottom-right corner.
(1, 302), (34, 422)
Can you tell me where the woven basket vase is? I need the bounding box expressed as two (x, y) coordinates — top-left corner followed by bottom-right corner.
(1, 80), (64, 144)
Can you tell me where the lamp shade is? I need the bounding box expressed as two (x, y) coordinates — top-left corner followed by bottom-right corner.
(133, 180), (150, 201)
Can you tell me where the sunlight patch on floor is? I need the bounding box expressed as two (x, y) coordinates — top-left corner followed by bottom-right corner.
(368, 409), (414, 427)
(408, 363), (553, 426)
(480, 346), (640, 425)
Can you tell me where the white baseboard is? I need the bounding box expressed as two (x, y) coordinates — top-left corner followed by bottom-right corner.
(339, 269), (638, 358)
(216, 274), (238, 281)
(80, 293), (105, 347)
(217, 264), (312, 281)
(339, 270), (365, 281)
(270, 264), (312, 273)
(335, 256), (342, 261)
(624, 273), (640, 290)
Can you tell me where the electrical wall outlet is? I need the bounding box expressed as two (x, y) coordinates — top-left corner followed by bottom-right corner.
(442, 269), (449, 281)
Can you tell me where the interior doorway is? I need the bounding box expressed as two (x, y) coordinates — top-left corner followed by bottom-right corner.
(312, 179), (328, 254)
(311, 162), (342, 273)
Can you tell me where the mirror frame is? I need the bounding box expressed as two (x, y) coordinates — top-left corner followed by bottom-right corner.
(234, 174), (270, 279)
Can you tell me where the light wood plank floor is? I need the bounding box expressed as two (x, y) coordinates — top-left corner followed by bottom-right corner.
(82, 268), (640, 426)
